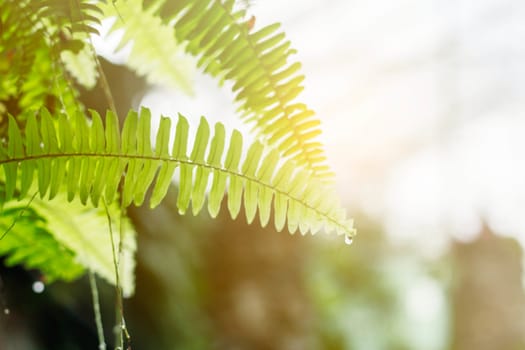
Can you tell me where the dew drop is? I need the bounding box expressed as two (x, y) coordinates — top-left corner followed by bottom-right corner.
(3, 308), (9, 315)
(344, 235), (353, 246)
(32, 281), (45, 294)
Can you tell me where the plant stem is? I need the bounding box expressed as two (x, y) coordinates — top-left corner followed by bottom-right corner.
(104, 201), (130, 349)
(89, 271), (107, 350)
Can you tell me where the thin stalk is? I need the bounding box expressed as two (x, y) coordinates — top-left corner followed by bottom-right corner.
(103, 201), (130, 350)
(89, 271), (107, 350)
(119, 201), (132, 349)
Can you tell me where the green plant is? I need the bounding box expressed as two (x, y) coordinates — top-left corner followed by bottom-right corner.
(0, 0), (355, 347)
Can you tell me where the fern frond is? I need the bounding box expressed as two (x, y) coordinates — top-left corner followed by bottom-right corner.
(2, 108), (355, 238)
(26, 191), (137, 297)
(98, 0), (194, 93)
(0, 191), (136, 294)
(0, 204), (84, 283)
(30, 0), (100, 89)
(0, 0), (48, 100)
(0, 0), (86, 121)
(147, 0), (331, 178)
(27, 0), (102, 38)
(18, 47), (84, 116)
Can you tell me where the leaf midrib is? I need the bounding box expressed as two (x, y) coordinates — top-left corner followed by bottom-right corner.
(0, 151), (350, 234)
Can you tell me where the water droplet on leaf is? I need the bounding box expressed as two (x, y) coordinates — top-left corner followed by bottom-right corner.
(344, 235), (353, 245)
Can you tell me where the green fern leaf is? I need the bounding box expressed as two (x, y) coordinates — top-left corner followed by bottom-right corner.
(224, 129), (244, 219)
(25, 192), (136, 297)
(207, 123), (227, 218)
(28, 0), (102, 37)
(0, 0), (86, 120)
(150, 116), (176, 208)
(148, 0), (332, 178)
(191, 117), (211, 215)
(0, 191), (136, 295)
(99, 0), (194, 93)
(2, 108), (355, 239)
(0, 205), (84, 283)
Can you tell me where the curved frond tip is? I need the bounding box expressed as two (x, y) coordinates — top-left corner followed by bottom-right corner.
(1, 108), (355, 238)
(148, 0), (333, 178)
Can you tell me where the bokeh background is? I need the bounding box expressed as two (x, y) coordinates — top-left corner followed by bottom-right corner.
(2, 0), (525, 349)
